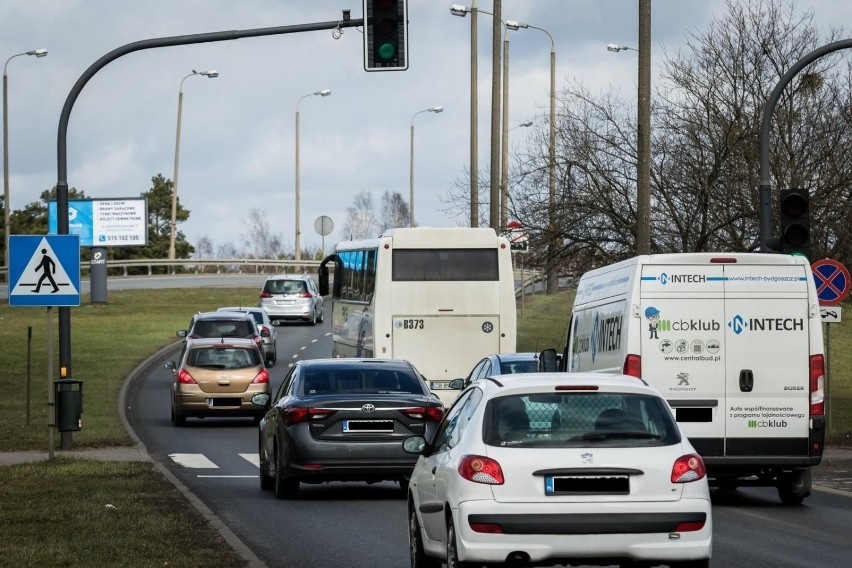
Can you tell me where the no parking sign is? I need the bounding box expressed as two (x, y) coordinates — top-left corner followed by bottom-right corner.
(811, 259), (850, 306)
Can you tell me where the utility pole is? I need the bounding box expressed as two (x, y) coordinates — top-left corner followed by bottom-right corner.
(636, 0), (651, 255)
(489, 0), (502, 230)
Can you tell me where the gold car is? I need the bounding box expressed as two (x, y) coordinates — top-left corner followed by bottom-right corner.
(165, 338), (270, 426)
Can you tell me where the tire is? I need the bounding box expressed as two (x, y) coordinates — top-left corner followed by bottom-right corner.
(318, 306), (324, 323)
(410, 507), (440, 568)
(259, 439), (274, 491)
(778, 469), (810, 506)
(446, 517), (478, 568)
(273, 444), (300, 499)
(171, 405), (186, 427)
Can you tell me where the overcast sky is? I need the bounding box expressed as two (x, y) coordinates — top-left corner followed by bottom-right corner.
(1, 0), (848, 256)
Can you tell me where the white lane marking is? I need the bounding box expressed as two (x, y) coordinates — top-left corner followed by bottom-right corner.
(300, 346), (307, 351)
(239, 453), (260, 467)
(169, 453), (218, 469)
(197, 475), (255, 478)
(291, 354), (298, 359)
(311, 339), (318, 343)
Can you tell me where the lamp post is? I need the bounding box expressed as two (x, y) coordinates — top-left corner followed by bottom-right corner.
(506, 20), (557, 293)
(409, 106), (443, 226)
(294, 89), (331, 261)
(607, 43), (637, 53)
(450, 3), (479, 227)
(168, 69), (218, 262)
(3, 48), (47, 278)
(502, 120), (533, 228)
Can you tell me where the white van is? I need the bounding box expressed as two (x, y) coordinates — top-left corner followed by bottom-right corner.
(563, 252), (825, 504)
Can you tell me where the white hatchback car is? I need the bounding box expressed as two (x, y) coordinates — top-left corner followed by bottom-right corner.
(403, 373), (712, 568)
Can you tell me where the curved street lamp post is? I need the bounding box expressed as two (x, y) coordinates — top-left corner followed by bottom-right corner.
(168, 69), (218, 262)
(295, 89), (331, 261)
(3, 48), (48, 279)
(409, 105), (443, 226)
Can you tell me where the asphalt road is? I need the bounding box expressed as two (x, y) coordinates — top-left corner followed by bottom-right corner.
(125, 303), (852, 568)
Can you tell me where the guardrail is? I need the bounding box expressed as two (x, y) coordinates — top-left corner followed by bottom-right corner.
(1, 258), (322, 281)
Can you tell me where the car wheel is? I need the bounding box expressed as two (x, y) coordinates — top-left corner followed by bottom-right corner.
(273, 444), (300, 499)
(398, 475), (411, 499)
(410, 507), (439, 568)
(171, 404), (186, 427)
(447, 517), (478, 568)
(259, 437), (274, 491)
(318, 306), (324, 323)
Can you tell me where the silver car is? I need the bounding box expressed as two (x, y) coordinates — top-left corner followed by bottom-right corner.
(217, 306), (277, 366)
(259, 274), (324, 325)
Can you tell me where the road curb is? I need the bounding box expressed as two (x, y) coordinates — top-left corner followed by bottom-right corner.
(120, 341), (268, 568)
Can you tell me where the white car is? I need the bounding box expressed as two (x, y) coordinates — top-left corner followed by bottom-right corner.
(403, 373), (712, 568)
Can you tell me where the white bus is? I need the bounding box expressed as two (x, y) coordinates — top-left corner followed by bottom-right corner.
(318, 227), (517, 404)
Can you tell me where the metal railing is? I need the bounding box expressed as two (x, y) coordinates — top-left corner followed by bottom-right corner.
(1, 258), (323, 281)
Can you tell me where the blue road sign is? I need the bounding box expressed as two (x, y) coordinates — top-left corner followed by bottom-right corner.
(8, 235), (81, 307)
(811, 258), (851, 306)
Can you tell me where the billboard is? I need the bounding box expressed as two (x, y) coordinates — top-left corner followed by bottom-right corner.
(48, 198), (148, 247)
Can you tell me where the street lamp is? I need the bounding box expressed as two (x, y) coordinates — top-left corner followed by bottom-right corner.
(506, 20), (558, 293)
(294, 89), (331, 261)
(3, 47), (47, 279)
(450, 3), (479, 227)
(409, 106), (443, 227)
(607, 43), (638, 52)
(168, 69), (218, 262)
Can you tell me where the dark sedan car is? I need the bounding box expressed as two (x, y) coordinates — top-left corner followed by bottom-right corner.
(255, 358), (444, 499)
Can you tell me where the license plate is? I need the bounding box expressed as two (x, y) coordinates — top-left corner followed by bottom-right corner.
(342, 420), (394, 433)
(545, 475), (630, 495)
(276, 300), (294, 306)
(430, 381), (450, 390)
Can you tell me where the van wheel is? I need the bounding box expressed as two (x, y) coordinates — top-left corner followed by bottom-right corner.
(778, 469), (810, 505)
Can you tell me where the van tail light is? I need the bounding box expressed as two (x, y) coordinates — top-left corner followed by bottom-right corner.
(810, 354), (825, 416)
(458, 455), (504, 485)
(402, 406), (444, 422)
(623, 354), (641, 378)
(284, 406), (336, 426)
(671, 453), (706, 483)
(252, 369), (270, 384)
(177, 369), (197, 384)
(260, 291), (272, 298)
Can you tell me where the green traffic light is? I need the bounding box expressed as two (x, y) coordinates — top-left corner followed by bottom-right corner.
(377, 42), (397, 60)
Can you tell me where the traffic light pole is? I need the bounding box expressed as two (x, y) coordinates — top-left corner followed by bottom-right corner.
(55, 14), (362, 449)
(758, 38), (852, 252)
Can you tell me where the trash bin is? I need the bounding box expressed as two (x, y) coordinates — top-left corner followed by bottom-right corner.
(54, 379), (83, 432)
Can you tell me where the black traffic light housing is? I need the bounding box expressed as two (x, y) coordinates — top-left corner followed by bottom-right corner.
(363, 0), (408, 71)
(777, 188), (811, 259)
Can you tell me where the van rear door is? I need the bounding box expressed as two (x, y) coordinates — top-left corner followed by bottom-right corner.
(723, 263), (812, 458)
(639, 265), (726, 456)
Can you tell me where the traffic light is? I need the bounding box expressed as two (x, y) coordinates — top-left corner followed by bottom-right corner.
(363, 0), (408, 71)
(779, 188), (810, 258)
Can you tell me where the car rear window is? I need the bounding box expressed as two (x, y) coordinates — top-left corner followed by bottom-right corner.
(192, 319), (255, 338)
(498, 360), (539, 374)
(482, 393), (680, 448)
(264, 279), (307, 295)
(302, 368), (424, 396)
(187, 347), (261, 369)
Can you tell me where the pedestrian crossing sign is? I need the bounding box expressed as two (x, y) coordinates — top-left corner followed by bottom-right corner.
(8, 235), (81, 307)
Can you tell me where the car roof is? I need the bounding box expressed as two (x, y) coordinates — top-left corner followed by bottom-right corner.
(193, 311), (253, 321)
(297, 358), (416, 371)
(218, 306), (265, 314)
(474, 372), (658, 396)
(491, 352), (539, 363)
(185, 337), (259, 348)
(265, 274), (312, 281)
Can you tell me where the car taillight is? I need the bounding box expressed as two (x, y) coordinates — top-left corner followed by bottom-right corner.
(671, 453), (706, 483)
(177, 369), (196, 384)
(284, 407), (335, 426)
(402, 406), (445, 422)
(469, 522), (503, 534)
(299, 292), (313, 298)
(674, 520), (706, 532)
(810, 354), (825, 416)
(458, 455), (504, 485)
(260, 291), (272, 298)
(252, 369), (270, 384)
(623, 354), (641, 378)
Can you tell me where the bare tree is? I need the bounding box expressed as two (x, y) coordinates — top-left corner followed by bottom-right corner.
(379, 191), (411, 231)
(342, 190), (379, 240)
(241, 208), (285, 260)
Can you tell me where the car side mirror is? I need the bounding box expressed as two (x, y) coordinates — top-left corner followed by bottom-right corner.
(164, 361), (177, 375)
(176, 330), (187, 338)
(402, 435), (428, 455)
(538, 349), (558, 372)
(448, 378), (465, 390)
(251, 393), (271, 407)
